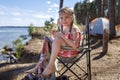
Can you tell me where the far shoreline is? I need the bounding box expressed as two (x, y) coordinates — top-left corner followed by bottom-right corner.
(0, 26), (28, 28)
(0, 26), (44, 28)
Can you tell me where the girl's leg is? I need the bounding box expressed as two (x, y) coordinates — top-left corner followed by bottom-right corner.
(25, 37), (51, 73)
(41, 36), (66, 77)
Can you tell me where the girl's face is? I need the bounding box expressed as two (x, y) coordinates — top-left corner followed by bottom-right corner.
(59, 12), (73, 27)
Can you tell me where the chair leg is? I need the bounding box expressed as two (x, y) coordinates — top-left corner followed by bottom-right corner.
(86, 51), (91, 80)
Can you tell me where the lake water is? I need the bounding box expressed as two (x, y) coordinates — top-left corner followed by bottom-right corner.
(0, 27), (31, 50)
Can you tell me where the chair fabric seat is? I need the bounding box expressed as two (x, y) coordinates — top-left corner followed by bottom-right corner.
(58, 46), (78, 58)
(59, 50), (78, 57)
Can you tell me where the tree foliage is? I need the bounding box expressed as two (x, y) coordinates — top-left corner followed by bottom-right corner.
(74, 1), (96, 24)
(28, 23), (36, 35)
(12, 38), (25, 59)
(44, 18), (57, 34)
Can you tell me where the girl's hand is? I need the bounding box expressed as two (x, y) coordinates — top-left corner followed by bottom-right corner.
(56, 32), (64, 38)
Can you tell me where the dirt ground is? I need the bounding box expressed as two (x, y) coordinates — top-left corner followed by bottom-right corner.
(90, 36), (120, 80)
(0, 36), (120, 80)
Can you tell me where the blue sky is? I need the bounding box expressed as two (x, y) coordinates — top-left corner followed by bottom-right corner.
(0, 0), (85, 26)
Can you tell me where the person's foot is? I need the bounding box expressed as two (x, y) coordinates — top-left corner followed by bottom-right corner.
(25, 68), (37, 74)
(40, 65), (54, 78)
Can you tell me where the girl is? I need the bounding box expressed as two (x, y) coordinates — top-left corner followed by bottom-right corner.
(41, 7), (80, 78)
(25, 7), (80, 79)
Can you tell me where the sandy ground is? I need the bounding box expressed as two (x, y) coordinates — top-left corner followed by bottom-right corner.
(90, 37), (120, 80)
(0, 36), (120, 80)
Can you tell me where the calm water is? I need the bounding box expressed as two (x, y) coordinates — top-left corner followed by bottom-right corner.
(0, 27), (31, 50)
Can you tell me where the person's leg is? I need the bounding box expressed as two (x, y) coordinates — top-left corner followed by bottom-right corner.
(25, 37), (52, 73)
(41, 36), (66, 77)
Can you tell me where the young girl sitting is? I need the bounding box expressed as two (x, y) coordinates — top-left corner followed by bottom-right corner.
(25, 7), (81, 79)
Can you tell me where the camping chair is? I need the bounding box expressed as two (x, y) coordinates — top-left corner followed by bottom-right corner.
(55, 15), (91, 80)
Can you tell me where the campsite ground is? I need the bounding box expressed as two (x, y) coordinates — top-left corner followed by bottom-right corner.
(90, 36), (120, 80)
(0, 34), (120, 80)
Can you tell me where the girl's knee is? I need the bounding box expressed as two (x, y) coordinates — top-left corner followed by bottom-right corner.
(52, 37), (66, 46)
(53, 36), (61, 43)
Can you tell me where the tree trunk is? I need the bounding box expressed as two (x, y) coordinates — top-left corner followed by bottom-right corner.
(116, 0), (120, 24)
(101, 0), (105, 17)
(103, 29), (109, 53)
(97, 0), (102, 17)
(59, 0), (64, 9)
(108, 0), (116, 38)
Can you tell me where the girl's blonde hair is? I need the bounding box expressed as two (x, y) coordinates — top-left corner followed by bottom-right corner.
(58, 7), (74, 33)
(59, 7), (74, 17)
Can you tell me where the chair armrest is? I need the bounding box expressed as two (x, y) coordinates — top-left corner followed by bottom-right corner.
(61, 46), (90, 52)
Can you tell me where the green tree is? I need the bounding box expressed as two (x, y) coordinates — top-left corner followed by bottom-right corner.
(74, 2), (82, 24)
(12, 38), (25, 59)
(28, 23), (36, 35)
(44, 18), (57, 34)
(74, 1), (96, 24)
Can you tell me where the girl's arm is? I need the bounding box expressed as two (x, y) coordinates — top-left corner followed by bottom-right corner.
(57, 32), (80, 49)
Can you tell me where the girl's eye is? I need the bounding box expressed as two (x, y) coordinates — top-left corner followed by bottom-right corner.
(60, 16), (69, 20)
(60, 17), (65, 20)
(65, 16), (69, 19)
(60, 17), (63, 20)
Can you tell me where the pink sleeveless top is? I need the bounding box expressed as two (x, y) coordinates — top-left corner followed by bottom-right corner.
(59, 32), (81, 58)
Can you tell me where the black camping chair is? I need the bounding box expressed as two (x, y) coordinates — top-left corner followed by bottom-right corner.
(55, 14), (91, 80)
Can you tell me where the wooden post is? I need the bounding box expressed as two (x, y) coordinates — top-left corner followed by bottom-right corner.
(103, 29), (109, 53)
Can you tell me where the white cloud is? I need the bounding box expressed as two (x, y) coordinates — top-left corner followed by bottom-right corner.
(0, 11), (4, 15)
(48, 8), (52, 11)
(14, 18), (22, 21)
(47, 1), (51, 4)
(33, 14), (52, 19)
(0, 5), (7, 10)
(11, 12), (21, 16)
(48, 3), (59, 13)
(0, 3), (58, 26)
(50, 3), (59, 8)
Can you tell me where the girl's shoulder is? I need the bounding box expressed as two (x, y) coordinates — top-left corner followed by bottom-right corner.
(72, 24), (80, 32)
